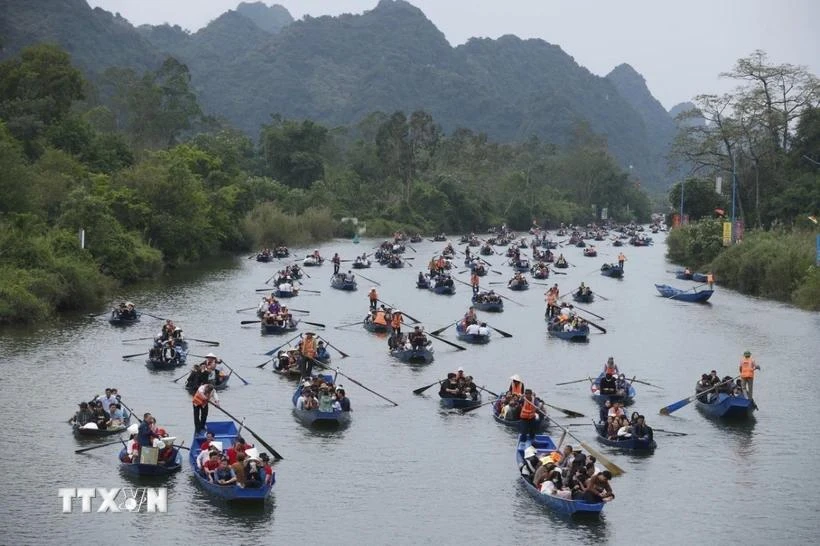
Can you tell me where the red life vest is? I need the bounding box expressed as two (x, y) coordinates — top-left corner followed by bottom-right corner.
(520, 397), (537, 420)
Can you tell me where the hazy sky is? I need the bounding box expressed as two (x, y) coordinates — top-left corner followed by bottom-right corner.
(87, 0), (819, 110)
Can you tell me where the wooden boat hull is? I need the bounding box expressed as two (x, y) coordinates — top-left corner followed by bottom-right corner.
(256, 254), (272, 263)
(118, 447), (183, 476)
(600, 265), (624, 278)
(655, 284), (713, 303)
(692, 273), (708, 283)
(73, 421), (131, 438)
(292, 383), (352, 428)
(492, 398), (548, 431)
(430, 285), (456, 295)
(303, 257), (324, 267)
(439, 392), (482, 409)
(261, 320), (299, 335)
(145, 343), (189, 370)
(416, 280), (431, 289)
(546, 323), (589, 342)
(189, 421), (274, 502)
(108, 312), (140, 326)
(515, 434), (605, 515)
(471, 297), (504, 313)
(390, 347), (434, 364)
(531, 269), (550, 279)
(572, 292), (594, 303)
(696, 393), (755, 419)
(273, 290), (298, 298)
(593, 423), (655, 451)
(508, 283), (529, 291)
(590, 372), (636, 406)
(455, 323), (491, 344)
(330, 277), (358, 291)
(554, 262), (569, 269)
(352, 261), (371, 269)
(363, 317), (389, 333)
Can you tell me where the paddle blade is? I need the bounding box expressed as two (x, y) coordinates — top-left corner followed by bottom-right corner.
(301, 321), (326, 328)
(659, 397), (693, 415)
(413, 381), (441, 395)
(579, 439), (624, 477)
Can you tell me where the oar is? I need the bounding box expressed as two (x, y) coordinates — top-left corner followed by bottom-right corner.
(659, 376), (739, 415)
(301, 320), (326, 329)
(542, 402), (585, 418)
(235, 306), (256, 313)
(219, 360), (250, 385)
(429, 333), (467, 351)
(488, 281), (505, 285)
(591, 291), (610, 301)
(317, 336), (349, 358)
(316, 361), (397, 406)
(300, 289), (322, 294)
(263, 334), (302, 356)
(573, 305), (606, 321)
(431, 322), (455, 336)
(459, 399), (496, 414)
(122, 336), (155, 343)
(476, 386), (501, 398)
(87, 310), (113, 318)
(549, 306), (606, 333)
(654, 429), (688, 436)
(478, 258), (495, 267)
(142, 312), (166, 320)
(334, 320), (364, 330)
(289, 308), (310, 314)
(413, 380), (444, 395)
(631, 379), (663, 389)
(188, 338), (220, 346)
(554, 378), (591, 386)
(407, 245), (417, 253)
(256, 288), (274, 292)
(172, 369), (191, 383)
(75, 438), (125, 454)
(356, 272), (381, 286)
(240, 320), (261, 325)
(207, 402), (283, 461)
(487, 325), (513, 338)
(542, 412), (624, 477)
(122, 351), (149, 359)
(116, 399), (141, 423)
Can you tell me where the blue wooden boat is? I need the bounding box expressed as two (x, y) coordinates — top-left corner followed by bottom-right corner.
(696, 392), (756, 419)
(674, 270), (693, 280)
(390, 345), (434, 364)
(492, 396), (547, 431)
(439, 391), (482, 410)
(554, 261), (569, 269)
(363, 315), (389, 333)
(455, 322), (490, 344)
(256, 253), (272, 263)
(655, 284), (713, 303)
(261, 319), (300, 335)
(546, 320), (589, 342)
(471, 293), (503, 313)
(593, 423), (656, 451)
(600, 264), (624, 278)
(330, 274), (357, 291)
(572, 290), (594, 303)
(274, 248), (289, 258)
(189, 421), (274, 502)
(590, 372), (636, 406)
(108, 309), (140, 326)
(429, 283), (456, 295)
(291, 376), (352, 428)
(583, 248), (597, 257)
(118, 446), (183, 476)
(692, 273), (708, 283)
(352, 259), (371, 269)
(508, 280), (529, 291)
(531, 266), (550, 279)
(386, 259), (405, 269)
(145, 341), (189, 370)
(510, 258), (530, 272)
(273, 288), (299, 298)
(515, 434), (605, 516)
(416, 276), (431, 289)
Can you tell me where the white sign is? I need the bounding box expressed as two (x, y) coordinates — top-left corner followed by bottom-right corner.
(58, 487), (167, 513)
(715, 176), (722, 194)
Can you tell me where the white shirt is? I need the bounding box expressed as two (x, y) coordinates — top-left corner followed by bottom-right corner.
(100, 395), (117, 414)
(466, 323), (481, 335)
(279, 282), (292, 292)
(478, 325), (489, 335)
(296, 396), (308, 410)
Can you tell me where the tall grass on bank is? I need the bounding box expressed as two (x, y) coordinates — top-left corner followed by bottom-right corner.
(241, 203), (337, 247)
(667, 220), (819, 311)
(711, 230), (818, 309)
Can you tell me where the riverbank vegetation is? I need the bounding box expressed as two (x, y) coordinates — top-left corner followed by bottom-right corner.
(1, 44), (651, 323)
(665, 52), (819, 311)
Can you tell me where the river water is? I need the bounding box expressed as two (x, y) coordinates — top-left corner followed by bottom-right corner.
(1, 234), (818, 545)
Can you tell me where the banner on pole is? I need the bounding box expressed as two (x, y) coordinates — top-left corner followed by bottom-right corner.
(722, 222), (732, 246)
(715, 176), (722, 194)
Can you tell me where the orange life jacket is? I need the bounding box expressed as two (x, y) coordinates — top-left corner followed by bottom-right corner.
(192, 388), (210, 407)
(391, 313), (403, 329)
(509, 381), (524, 396)
(301, 337), (317, 358)
(471, 274), (479, 285)
(374, 311), (387, 325)
(519, 397), (537, 420)
(740, 357), (756, 378)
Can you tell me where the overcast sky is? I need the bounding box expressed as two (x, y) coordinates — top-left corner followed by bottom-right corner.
(87, 0), (819, 110)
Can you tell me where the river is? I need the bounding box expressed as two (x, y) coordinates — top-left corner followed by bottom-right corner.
(1, 233), (818, 545)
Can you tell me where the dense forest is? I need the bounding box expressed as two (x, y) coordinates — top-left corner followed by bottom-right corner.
(0, 0), (682, 195)
(0, 44), (650, 323)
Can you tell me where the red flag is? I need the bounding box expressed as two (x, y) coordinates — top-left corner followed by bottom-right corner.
(715, 208), (725, 216)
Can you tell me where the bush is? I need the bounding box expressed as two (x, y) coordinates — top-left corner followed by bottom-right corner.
(241, 203), (337, 247)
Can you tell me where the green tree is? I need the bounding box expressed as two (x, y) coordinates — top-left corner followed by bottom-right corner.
(260, 116), (328, 188)
(668, 177), (727, 221)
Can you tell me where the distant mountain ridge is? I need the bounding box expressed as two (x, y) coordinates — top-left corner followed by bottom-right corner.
(0, 0), (683, 191)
